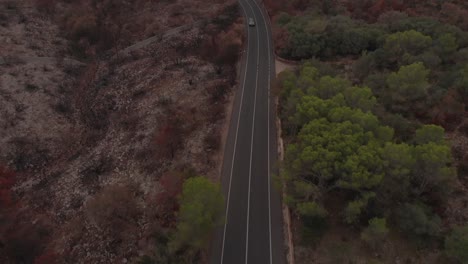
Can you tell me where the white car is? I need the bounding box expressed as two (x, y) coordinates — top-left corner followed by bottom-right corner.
(248, 18), (255, 27)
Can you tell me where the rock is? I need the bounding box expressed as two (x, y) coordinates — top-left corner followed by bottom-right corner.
(122, 258), (128, 263)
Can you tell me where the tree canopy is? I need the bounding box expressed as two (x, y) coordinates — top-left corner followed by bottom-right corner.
(280, 65), (457, 241)
(169, 177), (224, 253)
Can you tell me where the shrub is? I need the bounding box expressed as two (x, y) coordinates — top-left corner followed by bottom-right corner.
(0, 165), (15, 208)
(154, 114), (183, 159)
(85, 184), (140, 237)
(396, 203), (441, 240)
(204, 132), (221, 151)
(296, 202), (328, 243)
(444, 225), (468, 263)
(361, 217), (389, 247)
(277, 12), (292, 26)
(152, 172), (183, 227)
(4, 218), (52, 264)
(35, 0), (56, 14)
(34, 251), (60, 264)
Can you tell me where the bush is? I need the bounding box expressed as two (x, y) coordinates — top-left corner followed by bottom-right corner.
(151, 172), (183, 228)
(384, 62), (430, 114)
(154, 114), (184, 159)
(396, 203), (441, 240)
(445, 226), (468, 263)
(204, 132), (221, 151)
(34, 251), (60, 264)
(296, 202), (328, 244)
(277, 12), (292, 26)
(344, 193), (375, 224)
(0, 165), (15, 208)
(361, 217), (389, 247)
(35, 0), (56, 14)
(85, 184), (140, 237)
(4, 218), (52, 264)
(353, 52), (377, 81)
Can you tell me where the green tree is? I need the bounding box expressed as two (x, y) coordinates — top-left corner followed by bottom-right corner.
(285, 18), (324, 59)
(341, 28), (372, 55)
(361, 217), (389, 246)
(169, 177), (224, 253)
(383, 30), (432, 63)
(342, 86), (377, 112)
(293, 95), (344, 127)
(277, 12), (291, 26)
(297, 65), (319, 90)
(344, 192), (375, 224)
(396, 203), (441, 239)
(292, 180), (320, 202)
(412, 143), (456, 197)
(455, 65), (468, 97)
(385, 62), (430, 113)
(286, 119), (384, 191)
(353, 52), (376, 81)
(413, 125), (445, 145)
(308, 75), (350, 99)
(378, 143), (415, 207)
(435, 33), (458, 58)
(445, 225), (468, 263)
(327, 107), (380, 133)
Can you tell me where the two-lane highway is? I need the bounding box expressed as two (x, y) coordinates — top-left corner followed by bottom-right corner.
(211, 0), (285, 263)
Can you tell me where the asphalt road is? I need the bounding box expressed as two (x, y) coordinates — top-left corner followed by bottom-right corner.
(210, 0), (286, 263)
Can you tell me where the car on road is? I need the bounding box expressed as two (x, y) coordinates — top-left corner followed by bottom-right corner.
(248, 18), (255, 27)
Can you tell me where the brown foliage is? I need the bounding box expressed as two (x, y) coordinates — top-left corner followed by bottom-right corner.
(34, 251), (60, 264)
(264, 0), (287, 14)
(290, 0), (306, 12)
(272, 24), (290, 54)
(207, 103), (226, 123)
(154, 113), (184, 160)
(60, 0), (138, 57)
(459, 153), (468, 177)
(200, 21), (243, 74)
(346, 0), (405, 21)
(459, 120), (468, 135)
(0, 165), (15, 208)
(441, 3), (468, 30)
(151, 172), (183, 227)
(207, 83), (230, 103)
(85, 184), (140, 235)
(3, 216), (52, 264)
(432, 90), (466, 131)
(35, 0), (56, 14)
(204, 132), (221, 151)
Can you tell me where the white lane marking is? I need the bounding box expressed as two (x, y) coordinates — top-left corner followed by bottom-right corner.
(265, 15), (273, 264)
(245, 0), (274, 263)
(243, 1), (260, 263)
(220, 1), (251, 263)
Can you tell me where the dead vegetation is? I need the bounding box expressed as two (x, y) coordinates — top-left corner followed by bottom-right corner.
(0, 0), (244, 262)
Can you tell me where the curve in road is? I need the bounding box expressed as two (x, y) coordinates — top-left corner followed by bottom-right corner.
(211, 0), (285, 263)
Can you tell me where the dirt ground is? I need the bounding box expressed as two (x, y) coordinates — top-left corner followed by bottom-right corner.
(275, 59), (296, 75)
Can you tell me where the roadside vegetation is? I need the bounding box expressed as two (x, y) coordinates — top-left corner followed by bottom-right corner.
(270, 0), (468, 262)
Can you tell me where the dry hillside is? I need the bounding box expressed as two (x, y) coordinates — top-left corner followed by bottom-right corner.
(0, 0), (244, 263)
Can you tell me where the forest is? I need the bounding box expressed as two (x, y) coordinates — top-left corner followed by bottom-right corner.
(271, 0), (468, 262)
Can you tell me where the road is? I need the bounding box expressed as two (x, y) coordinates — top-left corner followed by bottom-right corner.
(211, 0), (286, 263)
